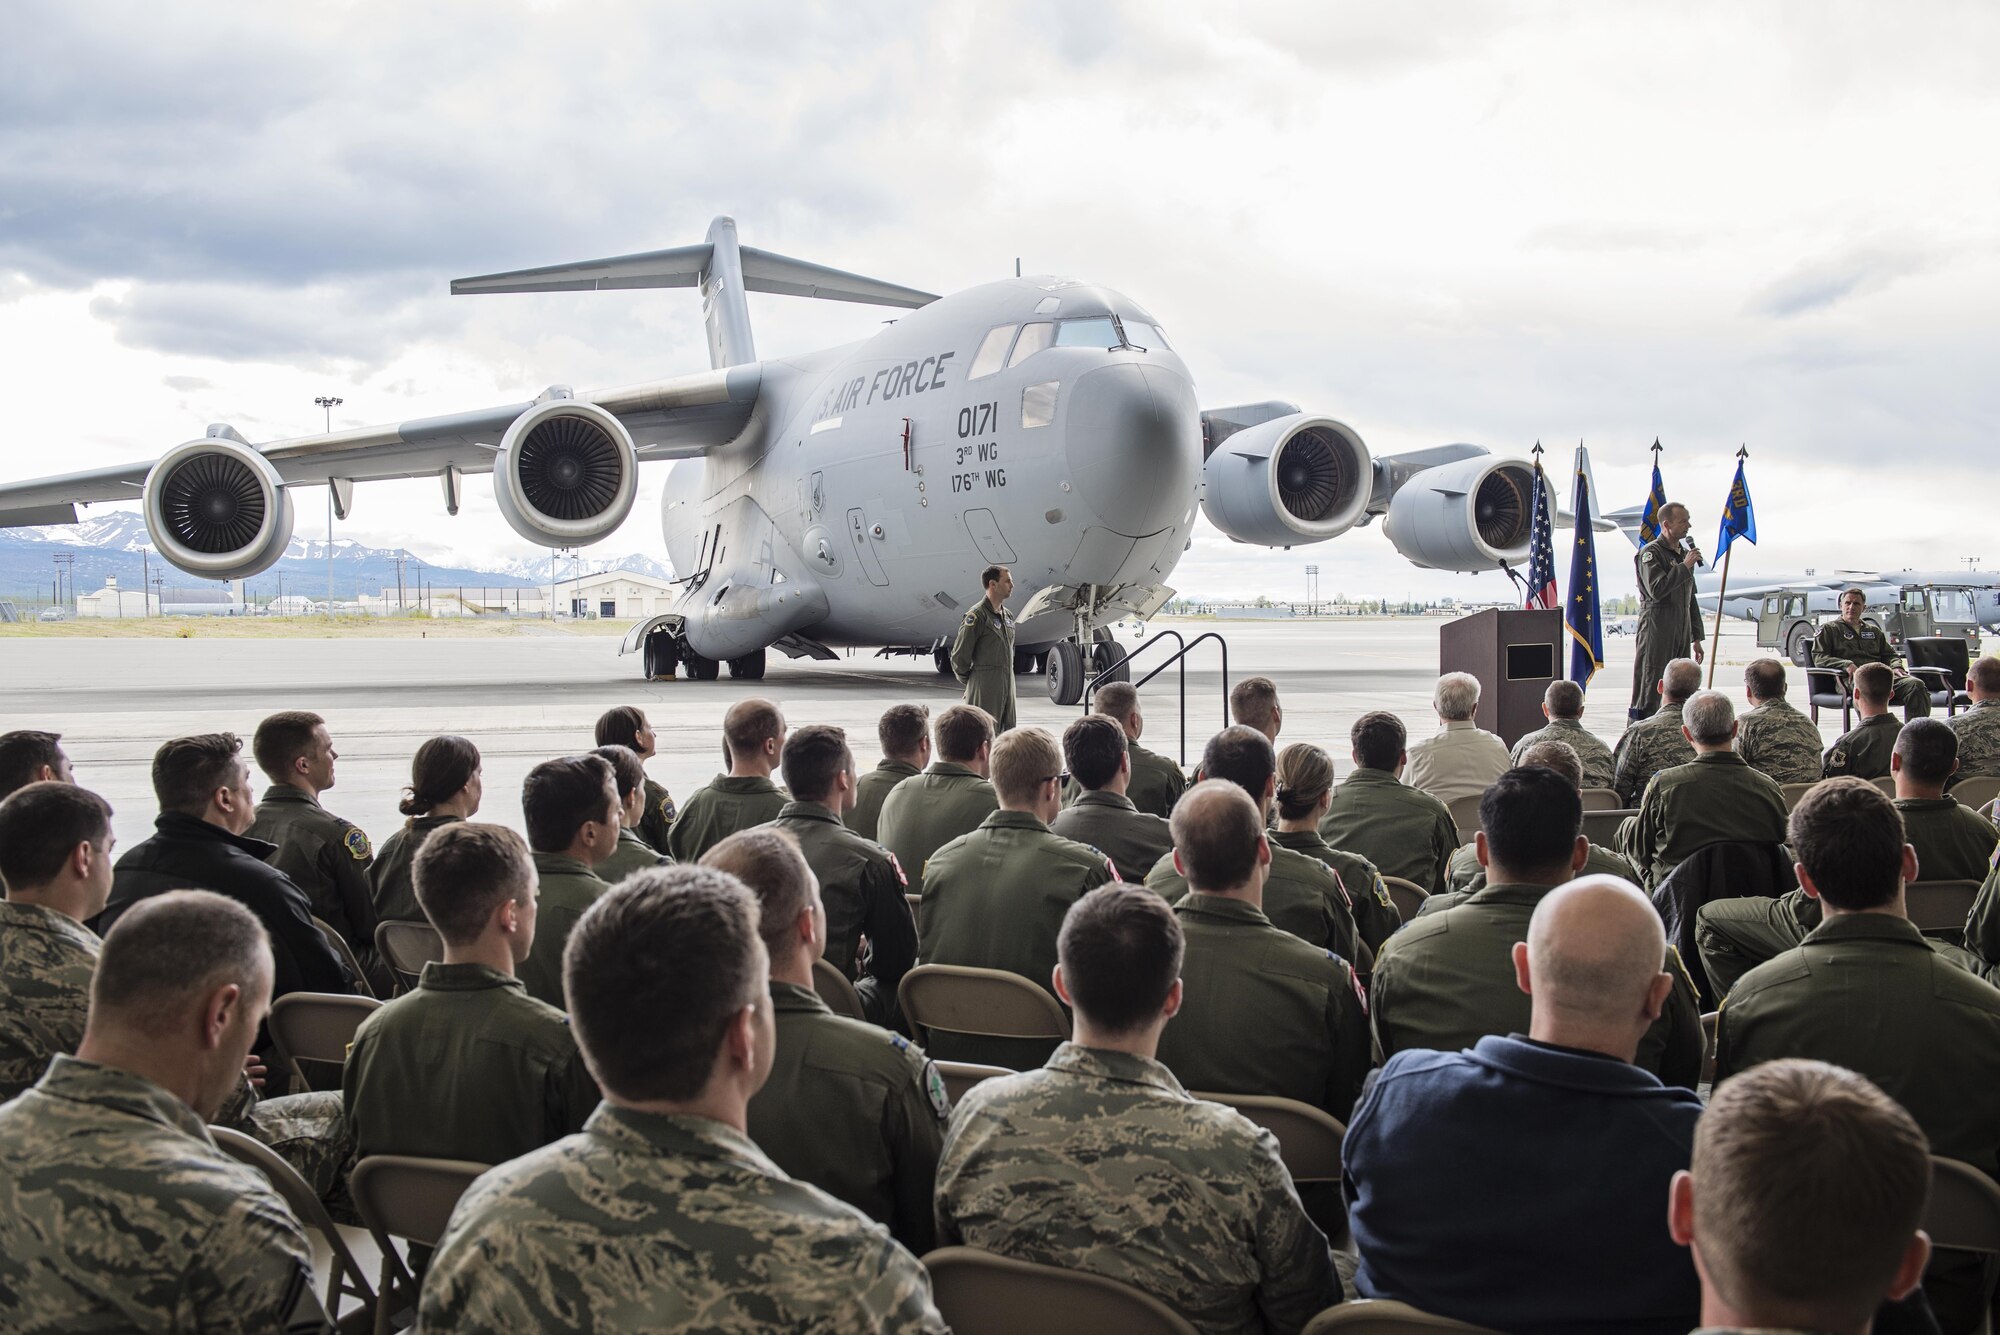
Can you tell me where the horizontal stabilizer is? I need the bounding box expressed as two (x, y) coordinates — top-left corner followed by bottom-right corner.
(452, 243), (937, 308)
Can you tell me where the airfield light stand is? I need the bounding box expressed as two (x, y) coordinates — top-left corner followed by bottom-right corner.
(1305, 564), (1319, 614)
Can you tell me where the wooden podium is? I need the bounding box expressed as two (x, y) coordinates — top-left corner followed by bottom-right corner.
(1439, 609), (1564, 747)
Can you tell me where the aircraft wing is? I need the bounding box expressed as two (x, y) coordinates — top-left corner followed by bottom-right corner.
(0, 365), (761, 526)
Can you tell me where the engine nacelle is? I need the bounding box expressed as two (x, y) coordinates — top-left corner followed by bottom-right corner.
(493, 400), (639, 547)
(142, 438), (294, 580)
(1382, 455), (1552, 571)
(1199, 414), (1371, 547)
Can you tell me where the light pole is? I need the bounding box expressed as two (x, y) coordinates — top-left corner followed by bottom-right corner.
(314, 397), (343, 616)
(1304, 564), (1319, 614)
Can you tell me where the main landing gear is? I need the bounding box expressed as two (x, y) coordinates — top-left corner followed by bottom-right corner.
(1047, 627), (1130, 706)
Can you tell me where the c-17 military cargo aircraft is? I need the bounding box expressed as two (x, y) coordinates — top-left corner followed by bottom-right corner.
(0, 217), (1547, 702)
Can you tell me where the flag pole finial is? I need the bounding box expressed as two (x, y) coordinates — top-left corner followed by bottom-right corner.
(1651, 437), (1663, 456)
(1532, 439), (1543, 460)
(1736, 442), (1748, 458)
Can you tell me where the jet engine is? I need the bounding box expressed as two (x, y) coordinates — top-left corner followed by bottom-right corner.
(1382, 455), (1550, 571)
(492, 399), (639, 547)
(1199, 414), (1371, 547)
(141, 437), (294, 580)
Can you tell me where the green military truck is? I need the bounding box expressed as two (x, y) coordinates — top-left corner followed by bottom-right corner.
(1758, 583), (1981, 666)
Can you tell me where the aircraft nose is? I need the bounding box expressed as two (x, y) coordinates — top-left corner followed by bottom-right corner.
(1063, 362), (1201, 536)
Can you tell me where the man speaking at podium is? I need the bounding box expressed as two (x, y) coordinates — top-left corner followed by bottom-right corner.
(1630, 502), (1706, 723)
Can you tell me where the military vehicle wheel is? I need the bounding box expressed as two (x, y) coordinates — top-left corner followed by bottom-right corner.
(727, 650), (766, 680)
(1090, 639), (1131, 686)
(1786, 623), (1814, 667)
(643, 631), (680, 681)
(1047, 639), (1086, 706)
(934, 645), (952, 675)
(684, 649), (721, 681)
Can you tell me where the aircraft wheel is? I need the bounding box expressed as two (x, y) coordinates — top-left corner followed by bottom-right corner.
(642, 631), (680, 681)
(1785, 623), (1814, 667)
(683, 648), (721, 681)
(1047, 640), (1087, 706)
(727, 650), (767, 680)
(934, 646), (953, 676)
(1090, 638), (1131, 686)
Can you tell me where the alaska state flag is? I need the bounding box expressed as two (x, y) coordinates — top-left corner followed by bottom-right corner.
(1638, 449), (1668, 545)
(1524, 459), (1558, 610)
(1567, 448), (1605, 686)
(1716, 456), (1758, 559)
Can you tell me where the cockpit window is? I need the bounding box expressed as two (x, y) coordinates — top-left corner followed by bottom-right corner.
(968, 324), (1016, 380)
(1053, 316), (1120, 349)
(1008, 322), (1055, 368)
(1124, 321), (1170, 351)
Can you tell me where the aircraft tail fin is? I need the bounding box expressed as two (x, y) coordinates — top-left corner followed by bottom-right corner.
(451, 215), (938, 371)
(1600, 504), (1651, 549)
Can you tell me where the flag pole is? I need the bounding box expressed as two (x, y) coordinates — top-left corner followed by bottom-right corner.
(1703, 444), (1748, 688)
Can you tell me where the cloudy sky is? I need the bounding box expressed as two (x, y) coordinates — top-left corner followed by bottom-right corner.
(4, 1), (1997, 602)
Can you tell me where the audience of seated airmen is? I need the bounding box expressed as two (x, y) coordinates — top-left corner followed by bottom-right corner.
(369, 733), (482, 923)
(0, 891), (331, 1331)
(768, 724), (917, 1026)
(1402, 671), (1511, 805)
(849, 703), (929, 842)
(341, 822), (598, 1165)
(1944, 654), (2000, 783)
(1067, 680), (1187, 818)
(1509, 679), (1616, 790)
(917, 726), (1117, 1067)
(0, 728), (75, 799)
(417, 866), (947, 1332)
(1613, 657), (1703, 806)
(1049, 714), (1175, 883)
(587, 744), (671, 883)
(1714, 776), (2000, 1332)
(1229, 674), (1284, 745)
(593, 704), (676, 853)
(1437, 740), (1639, 902)
(1346, 876), (1705, 1335)
(1319, 710), (1458, 895)
(936, 884), (1339, 1335)
(1620, 690), (1791, 890)
(1267, 741), (1400, 958)
(876, 703), (999, 878)
(706, 828), (947, 1253)
(514, 754), (619, 1010)
(1823, 662), (1902, 779)
(1733, 657), (1827, 786)
(1147, 726), (1359, 963)
(664, 697), (789, 863)
(1371, 767), (1703, 1087)
(1151, 780), (1371, 1123)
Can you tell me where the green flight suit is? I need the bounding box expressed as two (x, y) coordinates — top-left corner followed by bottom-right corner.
(850, 758), (921, 843)
(369, 813), (462, 924)
(1270, 827), (1401, 961)
(1062, 740), (1188, 820)
(342, 961), (598, 1165)
(594, 826), (669, 885)
(877, 761), (998, 881)
(1735, 698), (1827, 786)
(1621, 752), (1791, 889)
(1900, 797), (1999, 884)
(1371, 880), (1705, 1089)
(1434, 840), (1638, 907)
(1610, 700), (1695, 807)
(772, 801), (917, 1025)
(249, 784), (389, 994)
(1146, 845), (1356, 967)
(1823, 712), (1902, 780)
(1318, 766), (1458, 896)
(1049, 789), (1174, 884)
(1812, 618), (1931, 718)
(1631, 535), (1704, 719)
(634, 776), (678, 856)
(1153, 893), (1372, 1122)
(950, 597), (1018, 733)
(745, 981), (949, 1253)
(664, 774), (788, 864)
(517, 852), (609, 1011)
(916, 810), (1115, 1068)
(1697, 888), (1994, 1003)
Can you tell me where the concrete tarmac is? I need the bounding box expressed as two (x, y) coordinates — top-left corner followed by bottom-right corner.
(3, 616), (1808, 855)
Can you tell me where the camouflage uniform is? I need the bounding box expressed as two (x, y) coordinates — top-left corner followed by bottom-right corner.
(369, 814), (462, 923)
(1610, 700), (1695, 807)
(664, 775), (788, 864)
(0, 1055), (328, 1333)
(1947, 699), (2000, 783)
(418, 1104), (947, 1333)
(746, 981), (949, 1253)
(0, 901), (99, 1100)
(1050, 789), (1175, 884)
(342, 961), (598, 1165)
(773, 801), (916, 1025)
(1509, 717), (1616, 791)
(1621, 752), (1791, 889)
(1063, 741), (1189, 820)
(1434, 840), (1637, 905)
(1811, 619), (1931, 718)
(935, 1042), (1339, 1335)
(1147, 844), (1357, 967)
(877, 762), (999, 882)
(1631, 535), (1704, 720)
(1154, 893), (1372, 1121)
(1370, 881), (1705, 1089)
(1823, 712), (1901, 780)
(1269, 827), (1401, 961)
(1735, 698), (1827, 786)
(850, 758), (921, 842)
(950, 597), (1018, 733)
(634, 776), (677, 856)
(516, 853), (609, 1011)
(249, 784), (390, 994)
(591, 827), (668, 885)
(1318, 767), (1459, 896)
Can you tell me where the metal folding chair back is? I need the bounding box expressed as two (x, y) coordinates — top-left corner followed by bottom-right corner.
(1193, 1092), (1344, 1185)
(312, 916), (376, 1001)
(350, 1154), (490, 1335)
(1580, 809), (1636, 848)
(211, 1124), (376, 1326)
(1302, 1299), (1502, 1333)
(1779, 781), (1816, 811)
(1927, 1156), (2000, 1254)
(268, 992), (380, 1093)
(1699, 1011), (1719, 1087)
(934, 1060), (1013, 1104)
(1905, 880), (1981, 935)
(812, 957), (867, 1020)
(1953, 776), (2000, 811)
(1446, 794), (1483, 846)
(1577, 787), (1622, 811)
(922, 1246), (1198, 1335)
(1380, 876), (1428, 923)
(898, 965), (1070, 1044)
(373, 920), (444, 994)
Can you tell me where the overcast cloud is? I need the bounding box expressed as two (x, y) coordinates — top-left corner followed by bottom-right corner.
(4, 0), (1999, 600)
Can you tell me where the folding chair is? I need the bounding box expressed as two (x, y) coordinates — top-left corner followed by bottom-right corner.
(1380, 876), (1428, 923)
(1779, 781), (1816, 811)
(935, 1060), (1013, 1104)
(1952, 776), (2000, 810)
(374, 920), (444, 994)
(1446, 793), (1483, 846)
(313, 916), (376, 1001)
(1804, 667), (1853, 730)
(1580, 809), (1636, 849)
(1577, 787), (1622, 812)
(268, 992), (380, 1093)
(1907, 637), (1974, 717)
(1905, 880), (1981, 936)
(1925, 1156), (2000, 1335)
(1700, 1011), (1719, 1087)
(922, 1246), (1198, 1335)
(812, 956), (868, 1020)
(1302, 1299), (1502, 1333)
(350, 1155), (490, 1335)
(907, 893), (922, 915)
(1194, 1092), (1348, 1246)
(898, 965), (1070, 1048)
(211, 1125), (376, 1331)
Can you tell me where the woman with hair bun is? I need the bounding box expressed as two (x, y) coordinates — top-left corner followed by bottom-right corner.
(1271, 742), (1401, 960)
(369, 735), (483, 924)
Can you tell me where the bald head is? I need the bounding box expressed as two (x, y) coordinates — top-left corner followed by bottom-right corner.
(1661, 659), (1702, 704)
(1517, 876), (1672, 1061)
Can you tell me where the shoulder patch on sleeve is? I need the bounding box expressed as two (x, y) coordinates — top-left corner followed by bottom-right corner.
(920, 1058), (951, 1120)
(1643, 550), (1657, 564)
(963, 611), (978, 626)
(1370, 874), (1393, 909)
(659, 792), (677, 824)
(886, 851), (908, 887)
(343, 827), (372, 861)
(1350, 964), (1369, 1016)
(1104, 856), (1121, 882)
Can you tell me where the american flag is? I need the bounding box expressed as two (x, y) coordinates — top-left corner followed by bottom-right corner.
(1524, 458), (1558, 610)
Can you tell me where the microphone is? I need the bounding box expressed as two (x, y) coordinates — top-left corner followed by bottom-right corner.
(1680, 537), (1704, 567)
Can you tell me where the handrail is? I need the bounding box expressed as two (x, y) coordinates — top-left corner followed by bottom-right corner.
(1082, 629), (1231, 767)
